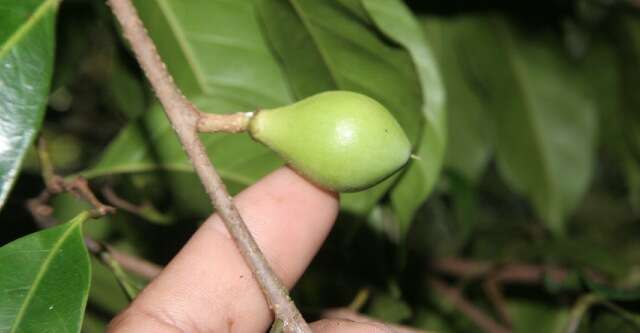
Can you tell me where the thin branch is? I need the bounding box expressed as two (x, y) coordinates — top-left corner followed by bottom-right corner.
(323, 308), (436, 333)
(36, 137), (59, 191)
(85, 238), (141, 300)
(428, 278), (511, 333)
(31, 137), (162, 281)
(197, 111), (253, 133)
(431, 258), (571, 285)
(483, 276), (512, 328)
(108, 245), (163, 279)
(102, 185), (173, 224)
(106, 0), (310, 331)
(102, 186), (144, 214)
(28, 186), (162, 281)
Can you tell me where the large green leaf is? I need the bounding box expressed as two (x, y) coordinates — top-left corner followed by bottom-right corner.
(507, 299), (569, 333)
(84, 1), (292, 203)
(423, 16), (493, 182)
(356, 0), (446, 237)
(0, 212), (91, 333)
(256, 0), (423, 214)
(465, 16), (597, 233)
(0, 0), (58, 210)
(87, 0), (425, 216)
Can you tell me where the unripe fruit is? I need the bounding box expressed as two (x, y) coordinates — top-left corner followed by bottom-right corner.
(249, 91), (411, 192)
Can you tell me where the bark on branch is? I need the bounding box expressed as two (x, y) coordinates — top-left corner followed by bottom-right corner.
(106, 0), (310, 331)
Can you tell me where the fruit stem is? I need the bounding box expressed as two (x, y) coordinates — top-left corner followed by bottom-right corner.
(197, 111), (254, 133)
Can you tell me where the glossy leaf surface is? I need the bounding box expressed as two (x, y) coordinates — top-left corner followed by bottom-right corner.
(0, 213), (91, 333)
(86, 0), (290, 200)
(0, 0), (58, 210)
(89, 0), (425, 215)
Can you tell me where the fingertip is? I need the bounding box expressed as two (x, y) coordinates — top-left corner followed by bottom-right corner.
(114, 166), (341, 333)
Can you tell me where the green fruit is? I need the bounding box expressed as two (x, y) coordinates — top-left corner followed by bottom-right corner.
(249, 91), (411, 192)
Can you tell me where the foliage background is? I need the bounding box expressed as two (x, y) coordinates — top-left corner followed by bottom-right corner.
(1, 0), (640, 332)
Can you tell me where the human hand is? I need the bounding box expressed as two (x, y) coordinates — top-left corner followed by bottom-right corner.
(107, 167), (394, 332)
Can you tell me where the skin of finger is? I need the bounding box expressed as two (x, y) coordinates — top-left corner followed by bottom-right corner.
(107, 167), (339, 333)
(311, 319), (398, 333)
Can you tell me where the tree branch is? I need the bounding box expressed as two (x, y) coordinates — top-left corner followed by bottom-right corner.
(428, 278), (511, 333)
(431, 258), (571, 285)
(106, 0), (310, 331)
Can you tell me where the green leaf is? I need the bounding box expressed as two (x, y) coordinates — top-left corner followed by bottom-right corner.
(422, 16), (493, 182)
(359, 0), (446, 238)
(0, 0), (59, 210)
(507, 299), (569, 333)
(257, 0), (424, 214)
(0, 212), (91, 333)
(84, 0), (292, 201)
(465, 16), (597, 234)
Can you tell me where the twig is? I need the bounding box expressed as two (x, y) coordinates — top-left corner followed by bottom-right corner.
(26, 190), (56, 228)
(347, 288), (370, 312)
(28, 191), (162, 281)
(30, 137), (116, 224)
(431, 258), (571, 285)
(30, 137), (162, 281)
(36, 137), (58, 190)
(106, 0), (310, 331)
(483, 276), (512, 328)
(107, 245), (163, 279)
(85, 238), (141, 300)
(323, 308), (435, 333)
(197, 111), (253, 133)
(102, 185), (173, 224)
(428, 278), (511, 333)
(101, 185), (143, 214)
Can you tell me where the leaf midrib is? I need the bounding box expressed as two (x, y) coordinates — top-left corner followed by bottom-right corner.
(9, 213), (88, 333)
(0, 0), (58, 59)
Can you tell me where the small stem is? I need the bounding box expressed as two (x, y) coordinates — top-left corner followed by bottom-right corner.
(37, 137), (60, 191)
(106, 0), (310, 331)
(108, 246), (163, 279)
(197, 111), (253, 133)
(347, 288), (370, 311)
(429, 278), (510, 333)
(483, 276), (512, 328)
(85, 238), (141, 300)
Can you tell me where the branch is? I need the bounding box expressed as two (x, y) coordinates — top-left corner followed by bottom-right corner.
(106, 0), (310, 331)
(108, 246), (163, 279)
(30, 137), (164, 281)
(431, 258), (571, 285)
(483, 276), (512, 328)
(428, 278), (511, 333)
